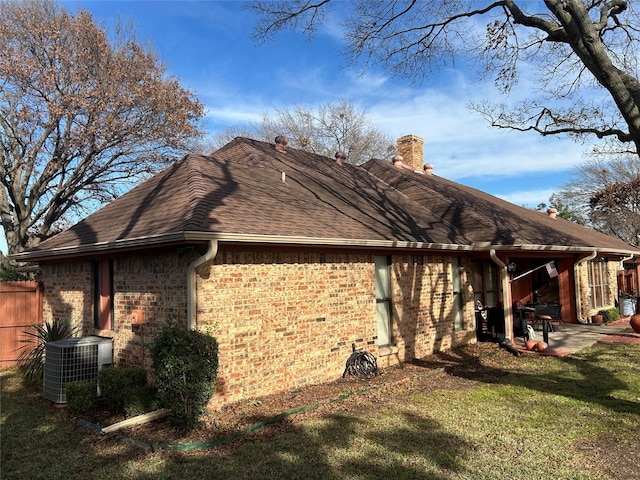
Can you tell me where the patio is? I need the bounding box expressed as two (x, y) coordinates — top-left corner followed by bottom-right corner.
(513, 317), (639, 356)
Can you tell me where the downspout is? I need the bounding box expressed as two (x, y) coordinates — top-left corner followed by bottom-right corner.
(187, 240), (219, 330)
(574, 251), (597, 324)
(489, 249), (513, 341)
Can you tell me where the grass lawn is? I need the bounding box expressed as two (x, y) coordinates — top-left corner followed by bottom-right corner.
(2, 342), (640, 479)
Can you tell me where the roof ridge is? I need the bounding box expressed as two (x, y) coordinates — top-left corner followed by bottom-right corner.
(181, 154), (209, 231)
(358, 161), (475, 244)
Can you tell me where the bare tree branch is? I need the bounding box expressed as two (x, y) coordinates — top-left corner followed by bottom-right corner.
(249, 0), (640, 157)
(0, 0), (204, 254)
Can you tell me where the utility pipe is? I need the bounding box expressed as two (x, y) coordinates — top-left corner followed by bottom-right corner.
(574, 251), (597, 324)
(187, 240), (219, 330)
(489, 249), (513, 341)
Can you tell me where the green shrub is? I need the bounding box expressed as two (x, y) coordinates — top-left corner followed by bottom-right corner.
(149, 319), (218, 431)
(98, 367), (157, 416)
(0, 264), (29, 281)
(66, 381), (97, 414)
(123, 385), (158, 417)
(597, 307), (620, 323)
(17, 319), (78, 385)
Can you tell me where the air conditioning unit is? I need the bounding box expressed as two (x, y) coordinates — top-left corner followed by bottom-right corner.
(43, 336), (113, 404)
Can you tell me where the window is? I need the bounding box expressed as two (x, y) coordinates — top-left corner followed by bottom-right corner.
(375, 256), (392, 346)
(93, 259), (114, 330)
(588, 259), (610, 309)
(451, 257), (464, 330)
(471, 260), (500, 308)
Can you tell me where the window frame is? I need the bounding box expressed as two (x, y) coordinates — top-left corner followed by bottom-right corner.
(588, 259), (610, 310)
(93, 259), (114, 330)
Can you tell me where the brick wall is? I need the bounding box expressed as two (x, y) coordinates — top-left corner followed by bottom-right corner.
(197, 249), (476, 408)
(40, 262), (93, 331)
(40, 248), (477, 409)
(111, 252), (194, 369)
(390, 255), (476, 364)
(196, 250), (377, 407)
(40, 250), (195, 371)
(576, 259), (620, 321)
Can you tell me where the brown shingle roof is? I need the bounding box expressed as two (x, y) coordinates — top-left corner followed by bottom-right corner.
(362, 158), (639, 254)
(17, 137), (639, 260)
(20, 138), (471, 258)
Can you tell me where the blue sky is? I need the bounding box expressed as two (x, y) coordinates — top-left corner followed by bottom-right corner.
(2, 0), (596, 255)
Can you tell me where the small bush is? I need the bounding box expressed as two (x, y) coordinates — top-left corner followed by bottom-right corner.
(66, 381), (97, 414)
(123, 385), (158, 417)
(17, 319), (78, 385)
(597, 307), (620, 323)
(149, 319), (218, 431)
(98, 367), (157, 416)
(0, 264), (29, 281)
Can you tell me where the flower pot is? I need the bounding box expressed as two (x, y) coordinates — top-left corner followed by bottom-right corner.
(592, 314), (604, 324)
(525, 339), (536, 351)
(536, 341), (548, 352)
(630, 314), (640, 334)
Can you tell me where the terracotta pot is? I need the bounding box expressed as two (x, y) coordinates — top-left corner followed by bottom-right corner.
(525, 339), (537, 351)
(630, 314), (640, 334)
(536, 341), (549, 352)
(592, 314), (604, 324)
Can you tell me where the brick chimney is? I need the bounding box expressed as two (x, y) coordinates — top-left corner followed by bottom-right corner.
(397, 135), (424, 172)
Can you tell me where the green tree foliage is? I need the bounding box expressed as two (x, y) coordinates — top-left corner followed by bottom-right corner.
(0, 263), (28, 281)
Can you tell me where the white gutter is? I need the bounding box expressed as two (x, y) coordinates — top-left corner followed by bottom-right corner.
(12, 230), (640, 262)
(574, 251), (597, 324)
(187, 240), (219, 330)
(621, 253), (635, 264)
(10, 232), (474, 261)
(489, 249), (513, 341)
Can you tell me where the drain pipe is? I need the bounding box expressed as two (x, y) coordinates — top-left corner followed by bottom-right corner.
(489, 249), (513, 342)
(574, 251), (597, 324)
(187, 240), (219, 330)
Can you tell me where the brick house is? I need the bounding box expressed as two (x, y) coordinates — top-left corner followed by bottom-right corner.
(13, 135), (639, 407)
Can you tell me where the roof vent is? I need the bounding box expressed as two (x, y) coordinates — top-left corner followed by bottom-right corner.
(547, 207), (558, 219)
(335, 151), (347, 165)
(275, 135), (288, 152)
(393, 154), (419, 172)
(423, 163), (433, 175)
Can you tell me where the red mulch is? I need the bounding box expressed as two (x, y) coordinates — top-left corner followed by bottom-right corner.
(598, 332), (640, 344)
(598, 317), (640, 344)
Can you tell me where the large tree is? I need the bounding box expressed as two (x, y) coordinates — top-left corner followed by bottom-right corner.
(558, 153), (640, 245)
(212, 99), (394, 164)
(250, 0), (640, 157)
(589, 174), (640, 246)
(0, 0), (204, 257)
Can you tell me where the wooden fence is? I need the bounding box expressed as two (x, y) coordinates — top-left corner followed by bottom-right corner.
(0, 281), (43, 367)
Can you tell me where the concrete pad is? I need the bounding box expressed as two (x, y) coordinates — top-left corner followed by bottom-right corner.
(514, 321), (634, 356)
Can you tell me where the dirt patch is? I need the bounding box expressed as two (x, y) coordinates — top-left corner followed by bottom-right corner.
(79, 342), (511, 448)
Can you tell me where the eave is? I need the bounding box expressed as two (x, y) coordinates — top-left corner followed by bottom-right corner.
(10, 231), (639, 263)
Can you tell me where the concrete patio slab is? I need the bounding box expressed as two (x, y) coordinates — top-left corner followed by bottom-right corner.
(513, 318), (638, 356)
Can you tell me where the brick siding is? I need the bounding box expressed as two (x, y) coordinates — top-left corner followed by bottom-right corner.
(196, 250), (476, 408)
(39, 248), (477, 408)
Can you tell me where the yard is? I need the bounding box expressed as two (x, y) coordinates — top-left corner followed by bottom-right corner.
(2, 341), (640, 480)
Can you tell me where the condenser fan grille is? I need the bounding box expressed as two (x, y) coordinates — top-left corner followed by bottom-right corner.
(43, 336), (113, 404)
